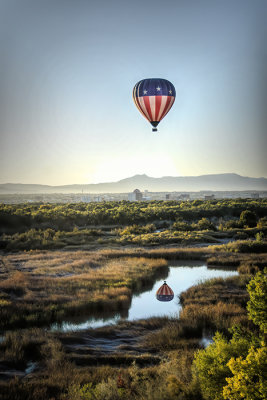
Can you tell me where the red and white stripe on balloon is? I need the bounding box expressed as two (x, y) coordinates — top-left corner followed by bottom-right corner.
(156, 281), (174, 302)
(133, 78), (176, 127)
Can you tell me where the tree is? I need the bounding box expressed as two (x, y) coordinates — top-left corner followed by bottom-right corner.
(247, 270), (267, 333)
(192, 332), (250, 400)
(223, 345), (267, 400)
(193, 271), (267, 400)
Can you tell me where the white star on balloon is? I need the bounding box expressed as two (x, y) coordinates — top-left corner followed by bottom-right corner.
(156, 87), (161, 91)
(143, 90), (147, 94)
(169, 90), (172, 94)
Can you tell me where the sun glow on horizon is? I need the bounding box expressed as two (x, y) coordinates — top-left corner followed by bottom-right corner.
(84, 154), (182, 184)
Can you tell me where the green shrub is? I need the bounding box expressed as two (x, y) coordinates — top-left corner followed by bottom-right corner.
(222, 240), (267, 253)
(247, 270), (267, 333)
(193, 332), (251, 400)
(219, 219), (241, 230)
(257, 217), (267, 229)
(240, 210), (257, 228)
(172, 221), (193, 231)
(223, 345), (267, 400)
(194, 218), (216, 231)
(255, 231), (264, 242)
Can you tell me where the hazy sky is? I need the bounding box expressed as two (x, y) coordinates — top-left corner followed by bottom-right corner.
(0, 0), (266, 184)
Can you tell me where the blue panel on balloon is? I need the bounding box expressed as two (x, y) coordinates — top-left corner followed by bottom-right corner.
(156, 294), (174, 302)
(137, 78), (176, 97)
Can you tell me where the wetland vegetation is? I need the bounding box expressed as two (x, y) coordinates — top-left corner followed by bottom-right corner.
(0, 199), (266, 399)
(1, 199), (267, 250)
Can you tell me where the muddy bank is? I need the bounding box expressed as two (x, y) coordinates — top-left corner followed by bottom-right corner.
(57, 319), (167, 367)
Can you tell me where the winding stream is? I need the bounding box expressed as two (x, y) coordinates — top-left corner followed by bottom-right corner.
(51, 260), (238, 332)
(0, 261), (239, 380)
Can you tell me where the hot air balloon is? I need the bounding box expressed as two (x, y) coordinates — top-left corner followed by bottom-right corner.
(133, 78), (176, 132)
(156, 281), (174, 302)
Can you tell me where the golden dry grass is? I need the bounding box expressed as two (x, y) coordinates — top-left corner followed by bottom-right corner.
(2, 245), (265, 330)
(0, 251), (167, 329)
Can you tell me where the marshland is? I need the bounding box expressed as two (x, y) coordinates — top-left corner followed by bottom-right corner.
(0, 199), (266, 400)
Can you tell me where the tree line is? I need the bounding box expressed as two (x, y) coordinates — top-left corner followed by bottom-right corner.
(1, 199), (266, 233)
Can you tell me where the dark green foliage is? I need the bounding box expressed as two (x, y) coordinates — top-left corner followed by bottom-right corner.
(194, 218), (216, 231)
(0, 199), (266, 251)
(0, 198), (266, 233)
(221, 240), (267, 253)
(240, 210), (258, 228)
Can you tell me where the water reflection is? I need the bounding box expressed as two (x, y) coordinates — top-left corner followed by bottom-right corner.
(131, 264), (169, 296)
(51, 309), (129, 331)
(51, 260), (238, 332)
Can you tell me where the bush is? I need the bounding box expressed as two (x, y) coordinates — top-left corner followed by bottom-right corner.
(172, 221), (193, 231)
(193, 332), (251, 400)
(257, 217), (267, 229)
(223, 345), (267, 400)
(255, 232), (264, 242)
(193, 270), (267, 400)
(219, 219), (241, 230)
(247, 270), (267, 333)
(240, 210), (257, 228)
(194, 218), (216, 231)
(222, 240), (267, 253)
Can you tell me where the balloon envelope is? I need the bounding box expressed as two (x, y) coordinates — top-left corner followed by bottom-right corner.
(156, 281), (174, 302)
(133, 78), (176, 131)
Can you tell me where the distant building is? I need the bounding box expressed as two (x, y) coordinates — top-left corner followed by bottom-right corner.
(81, 195), (91, 203)
(251, 193), (260, 199)
(204, 194), (215, 200)
(165, 194), (171, 200)
(171, 193), (190, 201)
(178, 193), (190, 200)
(94, 196), (104, 202)
(143, 189), (151, 201)
(128, 189), (143, 201)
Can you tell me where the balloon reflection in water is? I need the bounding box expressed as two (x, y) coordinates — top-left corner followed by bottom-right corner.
(156, 281), (174, 302)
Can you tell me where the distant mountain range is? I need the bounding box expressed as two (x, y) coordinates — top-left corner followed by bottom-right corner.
(0, 174), (267, 194)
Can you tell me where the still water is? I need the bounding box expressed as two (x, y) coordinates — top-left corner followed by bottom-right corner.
(51, 260), (238, 332)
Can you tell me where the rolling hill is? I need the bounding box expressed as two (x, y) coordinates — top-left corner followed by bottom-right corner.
(0, 173), (266, 193)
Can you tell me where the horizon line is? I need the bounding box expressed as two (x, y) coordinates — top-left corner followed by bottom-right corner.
(1, 172), (267, 186)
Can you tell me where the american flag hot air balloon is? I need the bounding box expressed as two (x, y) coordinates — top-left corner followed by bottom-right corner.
(133, 78), (176, 132)
(156, 281), (174, 302)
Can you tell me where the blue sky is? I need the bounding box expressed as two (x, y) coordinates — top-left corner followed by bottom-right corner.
(0, 0), (266, 184)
